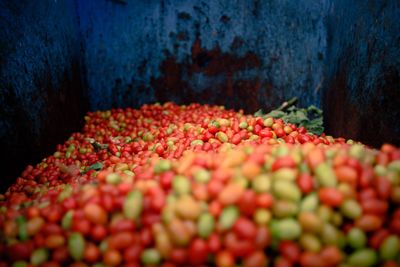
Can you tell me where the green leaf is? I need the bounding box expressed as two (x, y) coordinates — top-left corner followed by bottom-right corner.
(258, 99), (324, 135)
(307, 105), (323, 115)
(285, 110), (307, 124)
(254, 109), (264, 117)
(302, 117), (324, 135)
(266, 110), (286, 118)
(91, 141), (109, 151)
(87, 162), (103, 171)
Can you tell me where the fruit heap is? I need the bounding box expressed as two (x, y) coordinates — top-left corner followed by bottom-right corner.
(0, 102), (399, 267)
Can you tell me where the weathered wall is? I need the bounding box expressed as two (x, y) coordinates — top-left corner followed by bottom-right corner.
(76, 0), (328, 113)
(0, 0), (88, 192)
(323, 0), (400, 147)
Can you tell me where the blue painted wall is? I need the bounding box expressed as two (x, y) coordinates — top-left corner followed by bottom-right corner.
(76, 0), (329, 112)
(323, 0), (400, 147)
(0, 0), (88, 191)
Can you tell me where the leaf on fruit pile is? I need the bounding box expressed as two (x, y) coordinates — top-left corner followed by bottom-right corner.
(85, 138), (109, 151)
(267, 110), (287, 119)
(255, 99), (324, 135)
(87, 162), (104, 171)
(91, 141), (109, 151)
(253, 109), (265, 117)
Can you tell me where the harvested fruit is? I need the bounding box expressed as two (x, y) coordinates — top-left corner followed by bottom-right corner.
(0, 102), (399, 266)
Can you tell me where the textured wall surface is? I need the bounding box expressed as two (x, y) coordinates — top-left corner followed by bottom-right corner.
(0, 0), (88, 192)
(323, 0), (400, 147)
(77, 0), (328, 113)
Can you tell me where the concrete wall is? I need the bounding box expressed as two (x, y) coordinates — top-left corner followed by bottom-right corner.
(323, 0), (400, 147)
(0, 0), (88, 191)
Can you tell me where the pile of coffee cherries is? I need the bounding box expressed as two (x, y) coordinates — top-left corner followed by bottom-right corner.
(0, 102), (399, 267)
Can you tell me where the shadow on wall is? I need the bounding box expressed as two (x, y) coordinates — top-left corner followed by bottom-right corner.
(323, 0), (400, 147)
(0, 0), (89, 192)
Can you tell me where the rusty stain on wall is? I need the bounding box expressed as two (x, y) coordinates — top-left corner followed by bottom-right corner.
(151, 37), (262, 113)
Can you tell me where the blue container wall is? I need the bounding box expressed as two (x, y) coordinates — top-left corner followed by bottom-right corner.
(76, 0), (328, 112)
(0, 0), (88, 192)
(323, 0), (400, 147)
